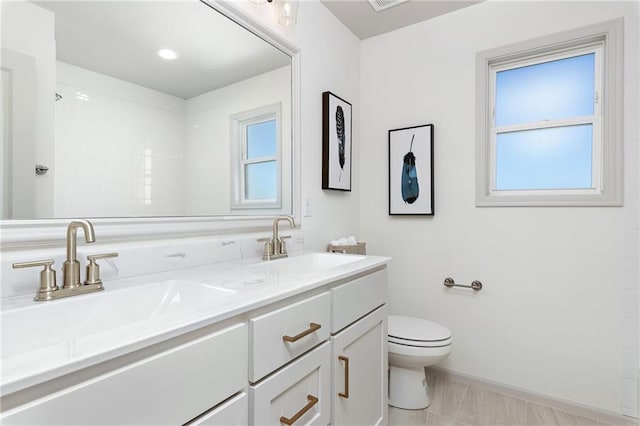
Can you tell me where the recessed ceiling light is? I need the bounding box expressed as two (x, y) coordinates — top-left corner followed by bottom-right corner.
(156, 48), (179, 60)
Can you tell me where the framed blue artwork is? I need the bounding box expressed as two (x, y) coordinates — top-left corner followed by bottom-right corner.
(389, 124), (434, 215)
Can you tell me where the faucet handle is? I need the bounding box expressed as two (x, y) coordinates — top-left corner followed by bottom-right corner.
(257, 238), (274, 260)
(13, 259), (58, 300)
(85, 252), (118, 286)
(278, 235), (292, 255)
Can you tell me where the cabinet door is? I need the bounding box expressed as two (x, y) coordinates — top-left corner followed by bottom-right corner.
(331, 306), (387, 426)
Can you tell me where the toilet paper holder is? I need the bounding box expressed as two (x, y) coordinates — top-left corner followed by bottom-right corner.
(443, 277), (483, 291)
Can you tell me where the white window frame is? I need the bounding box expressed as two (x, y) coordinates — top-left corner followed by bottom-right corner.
(476, 19), (624, 207)
(230, 103), (282, 211)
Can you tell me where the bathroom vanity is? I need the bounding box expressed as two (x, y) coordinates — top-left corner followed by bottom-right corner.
(0, 253), (389, 425)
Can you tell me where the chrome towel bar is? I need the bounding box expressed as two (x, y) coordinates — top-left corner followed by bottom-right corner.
(443, 277), (482, 291)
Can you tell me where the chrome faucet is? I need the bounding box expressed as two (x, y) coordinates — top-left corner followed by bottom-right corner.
(258, 215), (296, 260)
(63, 220), (96, 289)
(12, 219), (118, 301)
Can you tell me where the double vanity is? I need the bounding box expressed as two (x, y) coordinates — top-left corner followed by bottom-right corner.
(0, 249), (390, 425)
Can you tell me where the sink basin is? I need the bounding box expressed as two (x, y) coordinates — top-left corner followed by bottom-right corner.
(248, 252), (364, 275)
(1, 280), (235, 360)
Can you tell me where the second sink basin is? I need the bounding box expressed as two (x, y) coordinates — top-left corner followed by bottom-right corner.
(248, 252), (364, 275)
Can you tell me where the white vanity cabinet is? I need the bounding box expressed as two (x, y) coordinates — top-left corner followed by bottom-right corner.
(1, 323), (248, 425)
(330, 269), (388, 426)
(1, 259), (389, 426)
(247, 268), (388, 426)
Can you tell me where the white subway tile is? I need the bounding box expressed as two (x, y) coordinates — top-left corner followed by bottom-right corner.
(622, 378), (638, 415)
(623, 258), (640, 290)
(623, 318), (639, 349)
(623, 290), (640, 319)
(623, 348), (639, 380)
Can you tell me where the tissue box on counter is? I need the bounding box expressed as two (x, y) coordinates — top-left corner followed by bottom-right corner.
(327, 236), (366, 255)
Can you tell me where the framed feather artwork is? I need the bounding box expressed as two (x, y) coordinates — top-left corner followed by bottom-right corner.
(322, 91), (352, 191)
(388, 124), (434, 215)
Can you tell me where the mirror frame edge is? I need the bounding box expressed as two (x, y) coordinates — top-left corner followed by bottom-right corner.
(0, 0), (301, 249)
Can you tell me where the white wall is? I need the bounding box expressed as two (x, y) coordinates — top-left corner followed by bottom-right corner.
(360, 1), (639, 416)
(55, 62), (186, 218)
(184, 66), (290, 215)
(0, 0), (55, 218)
(228, 0), (362, 250)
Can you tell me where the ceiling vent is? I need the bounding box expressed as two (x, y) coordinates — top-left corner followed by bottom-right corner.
(367, 0), (408, 12)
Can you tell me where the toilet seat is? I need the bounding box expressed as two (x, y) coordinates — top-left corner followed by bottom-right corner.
(388, 315), (452, 348)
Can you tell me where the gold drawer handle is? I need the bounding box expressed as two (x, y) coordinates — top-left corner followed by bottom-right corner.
(338, 355), (349, 398)
(282, 322), (321, 343)
(279, 394), (318, 425)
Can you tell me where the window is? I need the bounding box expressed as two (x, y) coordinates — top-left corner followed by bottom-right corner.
(231, 104), (282, 211)
(476, 19), (623, 206)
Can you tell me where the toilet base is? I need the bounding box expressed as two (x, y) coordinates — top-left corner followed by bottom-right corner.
(388, 365), (430, 410)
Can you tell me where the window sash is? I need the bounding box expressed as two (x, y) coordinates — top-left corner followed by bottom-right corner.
(487, 43), (604, 196)
(231, 104), (282, 210)
(240, 117), (278, 203)
(475, 18), (623, 207)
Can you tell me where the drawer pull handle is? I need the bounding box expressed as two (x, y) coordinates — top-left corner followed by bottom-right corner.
(282, 322), (321, 343)
(279, 394), (319, 425)
(338, 355), (349, 398)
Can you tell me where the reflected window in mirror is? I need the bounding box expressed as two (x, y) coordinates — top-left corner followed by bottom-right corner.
(231, 103), (282, 210)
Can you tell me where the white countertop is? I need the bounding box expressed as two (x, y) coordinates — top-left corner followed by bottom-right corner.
(0, 252), (389, 396)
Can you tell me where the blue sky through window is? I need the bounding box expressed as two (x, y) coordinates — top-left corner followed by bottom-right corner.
(245, 161), (277, 199)
(247, 120), (276, 159)
(496, 125), (593, 190)
(495, 53), (595, 127)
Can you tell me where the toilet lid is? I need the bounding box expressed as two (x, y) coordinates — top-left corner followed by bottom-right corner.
(388, 315), (452, 343)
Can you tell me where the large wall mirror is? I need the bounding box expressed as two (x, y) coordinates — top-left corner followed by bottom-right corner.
(1, 0), (296, 227)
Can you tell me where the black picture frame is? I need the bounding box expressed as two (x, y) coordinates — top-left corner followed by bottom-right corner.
(322, 91), (352, 191)
(388, 124), (434, 215)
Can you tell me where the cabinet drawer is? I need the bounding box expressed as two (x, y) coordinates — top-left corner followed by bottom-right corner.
(188, 392), (248, 426)
(1, 323), (248, 425)
(331, 269), (386, 333)
(250, 342), (330, 426)
(249, 292), (330, 382)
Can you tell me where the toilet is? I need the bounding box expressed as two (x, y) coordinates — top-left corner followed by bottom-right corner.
(388, 315), (452, 410)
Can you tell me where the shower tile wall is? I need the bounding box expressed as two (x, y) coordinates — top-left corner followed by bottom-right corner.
(54, 61), (185, 218)
(53, 62), (291, 218)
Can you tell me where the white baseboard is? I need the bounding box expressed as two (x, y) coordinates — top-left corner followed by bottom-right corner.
(430, 367), (637, 426)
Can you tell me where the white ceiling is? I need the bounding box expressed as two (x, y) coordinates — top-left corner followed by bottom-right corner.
(320, 0), (482, 40)
(33, 1), (291, 99)
(33, 0), (481, 99)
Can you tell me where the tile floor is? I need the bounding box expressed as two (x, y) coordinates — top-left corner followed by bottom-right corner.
(388, 370), (623, 426)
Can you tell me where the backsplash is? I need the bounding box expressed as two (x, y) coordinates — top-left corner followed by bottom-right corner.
(1, 232), (304, 300)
